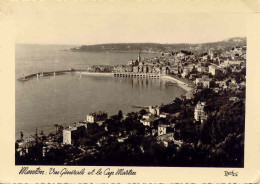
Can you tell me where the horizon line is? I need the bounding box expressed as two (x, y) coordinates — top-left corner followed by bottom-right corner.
(15, 36), (247, 46)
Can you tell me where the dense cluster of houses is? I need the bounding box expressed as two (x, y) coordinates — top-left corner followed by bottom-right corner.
(113, 44), (246, 89)
(61, 105), (184, 149)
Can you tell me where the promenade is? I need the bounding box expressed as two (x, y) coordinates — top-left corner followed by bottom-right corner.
(17, 69), (193, 93)
(76, 71), (113, 76)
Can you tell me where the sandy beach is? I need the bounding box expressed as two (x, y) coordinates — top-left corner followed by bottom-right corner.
(76, 71), (114, 76)
(161, 75), (193, 92)
(77, 72), (193, 92)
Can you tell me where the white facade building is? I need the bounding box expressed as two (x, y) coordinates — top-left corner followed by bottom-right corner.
(194, 102), (207, 122)
(86, 115), (95, 123)
(149, 106), (160, 116)
(63, 123), (87, 145)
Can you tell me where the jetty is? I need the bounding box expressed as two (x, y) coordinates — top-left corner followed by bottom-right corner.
(17, 68), (86, 82)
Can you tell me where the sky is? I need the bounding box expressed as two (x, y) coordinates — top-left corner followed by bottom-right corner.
(12, 1), (247, 45)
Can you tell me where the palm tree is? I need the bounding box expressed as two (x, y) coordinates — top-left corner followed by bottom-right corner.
(54, 124), (58, 134)
(20, 131), (24, 141)
(40, 130), (44, 136)
(35, 128), (38, 137)
(118, 110), (123, 121)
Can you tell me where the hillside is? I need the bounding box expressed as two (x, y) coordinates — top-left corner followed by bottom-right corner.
(70, 37), (246, 54)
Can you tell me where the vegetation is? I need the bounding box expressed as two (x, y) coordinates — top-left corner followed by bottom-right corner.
(16, 86), (245, 167)
(71, 37), (246, 55)
(16, 37), (246, 166)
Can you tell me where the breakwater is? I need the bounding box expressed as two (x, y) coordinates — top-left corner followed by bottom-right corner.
(17, 69), (87, 81)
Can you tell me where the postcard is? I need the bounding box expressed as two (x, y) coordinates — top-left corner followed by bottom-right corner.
(0, 0), (260, 183)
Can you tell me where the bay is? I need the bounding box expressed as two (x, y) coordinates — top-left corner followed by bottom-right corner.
(15, 44), (186, 139)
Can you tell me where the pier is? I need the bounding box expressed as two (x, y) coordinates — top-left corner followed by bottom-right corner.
(113, 72), (160, 78)
(18, 68), (78, 82)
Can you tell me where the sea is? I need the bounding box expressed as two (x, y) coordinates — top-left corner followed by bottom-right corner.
(15, 44), (186, 140)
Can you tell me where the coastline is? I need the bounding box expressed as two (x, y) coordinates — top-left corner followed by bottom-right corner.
(18, 69), (193, 93)
(160, 75), (194, 92)
(16, 71), (192, 140)
(76, 71), (114, 76)
(77, 71), (193, 92)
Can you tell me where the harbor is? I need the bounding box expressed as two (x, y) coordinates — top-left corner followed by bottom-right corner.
(18, 70), (162, 81)
(18, 68), (77, 81)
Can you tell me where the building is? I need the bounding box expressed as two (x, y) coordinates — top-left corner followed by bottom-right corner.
(142, 113), (152, 119)
(140, 118), (154, 127)
(149, 106), (160, 116)
(138, 53), (141, 63)
(158, 124), (174, 136)
(209, 65), (222, 76)
(63, 123), (87, 145)
(224, 60), (244, 66)
(197, 65), (208, 73)
(185, 90), (195, 100)
(229, 97), (239, 102)
(208, 49), (214, 60)
(200, 54), (208, 60)
(138, 66), (143, 73)
(133, 66), (139, 73)
(181, 68), (189, 78)
(194, 102), (207, 122)
(161, 66), (169, 75)
(159, 112), (170, 119)
(143, 65), (148, 73)
(86, 111), (108, 123)
(195, 76), (211, 88)
(124, 65), (133, 72)
(148, 66), (153, 73)
(175, 51), (186, 58)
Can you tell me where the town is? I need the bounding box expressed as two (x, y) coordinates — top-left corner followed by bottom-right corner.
(16, 39), (246, 167)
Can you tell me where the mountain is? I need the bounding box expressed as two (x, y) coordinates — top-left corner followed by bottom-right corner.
(70, 37), (246, 54)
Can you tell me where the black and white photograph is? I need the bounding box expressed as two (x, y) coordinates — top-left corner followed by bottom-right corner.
(14, 5), (247, 167)
(1, 0), (260, 183)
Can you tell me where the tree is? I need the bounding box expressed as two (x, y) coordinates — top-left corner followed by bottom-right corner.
(139, 109), (147, 116)
(54, 124), (58, 134)
(35, 128), (38, 138)
(58, 125), (64, 134)
(20, 131), (24, 141)
(118, 110), (123, 121)
(40, 130), (44, 136)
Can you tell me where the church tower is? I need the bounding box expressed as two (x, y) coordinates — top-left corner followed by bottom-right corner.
(138, 52), (141, 63)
